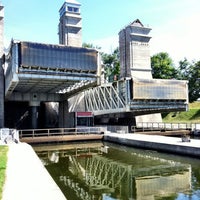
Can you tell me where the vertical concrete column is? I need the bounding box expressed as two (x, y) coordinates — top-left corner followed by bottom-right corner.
(29, 101), (40, 129)
(0, 62), (4, 128)
(59, 100), (68, 128)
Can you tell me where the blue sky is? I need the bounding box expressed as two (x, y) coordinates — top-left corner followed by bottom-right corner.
(2, 0), (200, 65)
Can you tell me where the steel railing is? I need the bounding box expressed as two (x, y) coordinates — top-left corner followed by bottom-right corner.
(132, 122), (200, 132)
(19, 127), (106, 139)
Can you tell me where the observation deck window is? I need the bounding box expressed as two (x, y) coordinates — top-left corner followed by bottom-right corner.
(68, 6), (79, 13)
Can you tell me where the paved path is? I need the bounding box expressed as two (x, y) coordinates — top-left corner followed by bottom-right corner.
(104, 133), (200, 157)
(2, 143), (66, 200)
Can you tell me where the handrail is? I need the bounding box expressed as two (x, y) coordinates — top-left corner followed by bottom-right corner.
(132, 122), (200, 132)
(18, 127), (105, 139)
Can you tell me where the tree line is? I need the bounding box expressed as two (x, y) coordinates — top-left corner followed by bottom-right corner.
(82, 43), (200, 102)
(151, 52), (200, 102)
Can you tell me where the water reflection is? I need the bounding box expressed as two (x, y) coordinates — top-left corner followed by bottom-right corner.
(34, 142), (200, 200)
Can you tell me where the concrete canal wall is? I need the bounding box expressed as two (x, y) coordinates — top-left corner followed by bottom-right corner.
(3, 132), (200, 200)
(2, 143), (66, 200)
(104, 133), (200, 158)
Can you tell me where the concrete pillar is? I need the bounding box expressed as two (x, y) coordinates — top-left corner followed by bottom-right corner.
(29, 101), (40, 129)
(59, 100), (68, 128)
(0, 62), (4, 128)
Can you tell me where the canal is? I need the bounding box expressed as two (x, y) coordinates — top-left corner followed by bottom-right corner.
(33, 141), (200, 200)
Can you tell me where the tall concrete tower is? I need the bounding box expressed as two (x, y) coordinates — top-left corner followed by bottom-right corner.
(119, 19), (162, 124)
(58, 0), (82, 47)
(0, 1), (4, 128)
(119, 19), (152, 79)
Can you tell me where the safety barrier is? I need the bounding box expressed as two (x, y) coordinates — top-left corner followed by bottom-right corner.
(19, 127), (106, 139)
(132, 122), (200, 132)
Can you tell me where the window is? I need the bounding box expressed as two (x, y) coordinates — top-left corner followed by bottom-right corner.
(77, 117), (93, 126)
(68, 7), (73, 12)
(74, 8), (79, 13)
(68, 6), (79, 13)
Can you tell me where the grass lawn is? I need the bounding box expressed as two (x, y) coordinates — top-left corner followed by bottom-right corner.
(0, 146), (8, 200)
(163, 102), (200, 123)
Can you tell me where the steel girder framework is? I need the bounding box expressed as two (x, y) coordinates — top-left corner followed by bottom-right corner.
(85, 155), (190, 199)
(84, 80), (129, 115)
(83, 78), (188, 116)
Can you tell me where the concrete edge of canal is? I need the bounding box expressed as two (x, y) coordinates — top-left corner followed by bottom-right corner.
(104, 133), (200, 158)
(2, 132), (200, 200)
(2, 143), (66, 200)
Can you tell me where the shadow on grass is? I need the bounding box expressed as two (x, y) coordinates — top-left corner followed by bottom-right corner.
(190, 110), (200, 120)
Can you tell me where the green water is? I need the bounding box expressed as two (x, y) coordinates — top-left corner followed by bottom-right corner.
(34, 142), (200, 200)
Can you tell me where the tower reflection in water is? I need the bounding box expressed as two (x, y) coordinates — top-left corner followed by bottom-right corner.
(34, 142), (194, 200)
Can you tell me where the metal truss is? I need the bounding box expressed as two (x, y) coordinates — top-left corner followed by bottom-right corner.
(83, 78), (188, 116)
(57, 149), (190, 200)
(85, 155), (130, 190)
(84, 80), (129, 115)
(85, 155), (190, 197)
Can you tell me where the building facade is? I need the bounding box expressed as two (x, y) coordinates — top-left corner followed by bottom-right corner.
(119, 19), (152, 79)
(119, 19), (162, 123)
(58, 0), (82, 47)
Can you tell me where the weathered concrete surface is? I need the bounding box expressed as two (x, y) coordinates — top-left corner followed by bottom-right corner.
(104, 133), (200, 158)
(2, 143), (66, 200)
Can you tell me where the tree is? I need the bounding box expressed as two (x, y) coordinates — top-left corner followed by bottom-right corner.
(82, 43), (120, 82)
(151, 52), (178, 79)
(82, 43), (101, 50)
(102, 48), (120, 82)
(178, 58), (191, 80)
(178, 58), (200, 102)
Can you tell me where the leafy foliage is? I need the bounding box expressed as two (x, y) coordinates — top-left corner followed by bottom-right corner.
(82, 43), (120, 82)
(178, 59), (200, 102)
(151, 52), (179, 79)
(101, 48), (120, 82)
(82, 43), (101, 50)
(151, 52), (200, 102)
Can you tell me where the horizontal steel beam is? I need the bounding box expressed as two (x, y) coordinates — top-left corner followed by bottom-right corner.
(6, 92), (61, 102)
